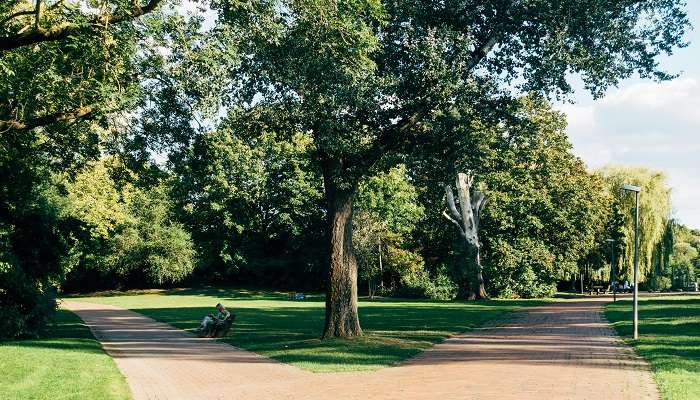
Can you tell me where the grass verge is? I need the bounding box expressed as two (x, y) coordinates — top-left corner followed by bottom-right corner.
(72, 287), (544, 372)
(605, 295), (700, 400)
(0, 308), (131, 400)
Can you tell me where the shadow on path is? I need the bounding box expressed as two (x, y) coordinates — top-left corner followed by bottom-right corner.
(61, 298), (660, 400)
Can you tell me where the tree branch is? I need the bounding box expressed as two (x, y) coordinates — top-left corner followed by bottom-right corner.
(1, 0), (65, 27)
(0, 0), (163, 52)
(465, 34), (499, 71)
(0, 9), (35, 26)
(445, 185), (462, 222)
(470, 191), (487, 232)
(0, 105), (95, 133)
(442, 209), (466, 237)
(34, 0), (43, 30)
(364, 22), (504, 163)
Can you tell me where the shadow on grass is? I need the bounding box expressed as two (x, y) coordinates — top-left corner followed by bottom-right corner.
(41, 298), (654, 373)
(5, 309), (105, 354)
(128, 299), (540, 370)
(606, 297), (700, 375)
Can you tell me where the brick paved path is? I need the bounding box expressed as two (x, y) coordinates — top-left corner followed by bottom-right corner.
(63, 299), (658, 400)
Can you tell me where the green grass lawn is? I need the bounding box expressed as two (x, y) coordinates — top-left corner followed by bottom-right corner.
(0, 308), (131, 400)
(605, 295), (700, 400)
(72, 287), (544, 372)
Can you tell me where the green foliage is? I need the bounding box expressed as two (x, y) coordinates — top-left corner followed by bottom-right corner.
(486, 238), (558, 298)
(0, 262), (57, 339)
(413, 95), (608, 298)
(668, 226), (699, 289)
(1, 1), (167, 336)
(108, 185), (196, 285)
(63, 160), (128, 241)
(598, 166), (673, 282)
(170, 126), (325, 285)
(353, 165), (454, 299)
(356, 165), (424, 235)
(396, 264), (458, 301)
(61, 159), (195, 288)
(0, 1), (147, 134)
(648, 275), (672, 292)
(0, 135), (65, 338)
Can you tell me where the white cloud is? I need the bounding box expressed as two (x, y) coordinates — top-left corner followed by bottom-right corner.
(556, 74), (700, 229)
(602, 78), (699, 109)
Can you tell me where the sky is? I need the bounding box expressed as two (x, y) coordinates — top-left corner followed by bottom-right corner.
(556, 2), (700, 229)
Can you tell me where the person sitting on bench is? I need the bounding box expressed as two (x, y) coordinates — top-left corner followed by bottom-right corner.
(199, 303), (234, 337)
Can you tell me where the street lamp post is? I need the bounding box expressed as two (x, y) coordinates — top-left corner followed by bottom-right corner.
(623, 184), (641, 340)
(606, 238), (616, 302)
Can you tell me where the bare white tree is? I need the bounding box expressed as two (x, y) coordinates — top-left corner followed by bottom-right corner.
(443, 172), (488, 299)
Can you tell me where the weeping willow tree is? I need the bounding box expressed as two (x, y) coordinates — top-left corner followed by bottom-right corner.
(598, 166), (672, 282)
(650, 220), (675, 289)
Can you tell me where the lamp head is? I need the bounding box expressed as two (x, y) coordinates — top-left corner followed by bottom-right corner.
(623, 184), (641, 193)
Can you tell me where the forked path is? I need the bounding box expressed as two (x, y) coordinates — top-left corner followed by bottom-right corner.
(63, 299), (659, 400)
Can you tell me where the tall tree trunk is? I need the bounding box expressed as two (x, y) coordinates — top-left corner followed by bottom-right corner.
(473, 244), (488, 299)
(443, 172), (489, 300)
(322, 165), (362, 338)
(457, 243), (487, 299)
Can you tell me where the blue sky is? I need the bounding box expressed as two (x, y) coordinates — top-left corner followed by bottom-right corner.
(556, 2), (700, 229)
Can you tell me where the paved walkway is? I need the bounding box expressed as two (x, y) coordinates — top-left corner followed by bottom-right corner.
(63, 299), (659, 400)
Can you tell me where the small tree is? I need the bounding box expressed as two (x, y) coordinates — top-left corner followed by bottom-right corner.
(443, 173), (487, 299)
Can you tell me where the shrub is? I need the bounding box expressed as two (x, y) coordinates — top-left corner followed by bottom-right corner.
(647, 275), (672, 292)
(0, 178), (64, 339)
(485, 238), (557, 298)
(0, 262), (57, 339)
(395, 265), (457, 300)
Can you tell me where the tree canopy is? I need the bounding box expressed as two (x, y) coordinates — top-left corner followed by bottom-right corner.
(0, 0), (693, 339)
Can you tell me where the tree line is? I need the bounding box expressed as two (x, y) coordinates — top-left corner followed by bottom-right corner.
(0, 0), (692, 339)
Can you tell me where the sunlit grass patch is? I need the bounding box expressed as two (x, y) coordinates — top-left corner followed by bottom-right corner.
(74, 287), (545, 372)
(606, 295), (700, 400)
(0, 308), (131, 400)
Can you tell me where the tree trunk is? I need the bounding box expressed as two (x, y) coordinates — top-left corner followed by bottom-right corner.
(473, 245), (488, 299)
(457, 242), (487, 300)
(322, 171), (362, 338)
(443, 172), (489, 300)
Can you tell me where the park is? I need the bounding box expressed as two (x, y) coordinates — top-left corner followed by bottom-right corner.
(1, 0), (699, 399)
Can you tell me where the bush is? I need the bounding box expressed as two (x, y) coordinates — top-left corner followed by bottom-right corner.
(0, 175), (65, 339)
(424, 266), (459, 300)
(101, 185), (196, 286)
(647, 275), (672, 292)
(485, 238), (558, 298)
(395, 265), (457, 300)
(0, 262), (57, 339)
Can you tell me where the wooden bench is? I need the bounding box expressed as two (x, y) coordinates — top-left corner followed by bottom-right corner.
(589, 285), (607, 295)
(199, 313), (236, 338)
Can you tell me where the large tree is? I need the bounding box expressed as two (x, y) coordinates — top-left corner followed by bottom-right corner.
(0, 0), (170, 337)
(598, 166), (673, 282)
(210, 0), (689, 337)
(412, 95), (610, 298)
